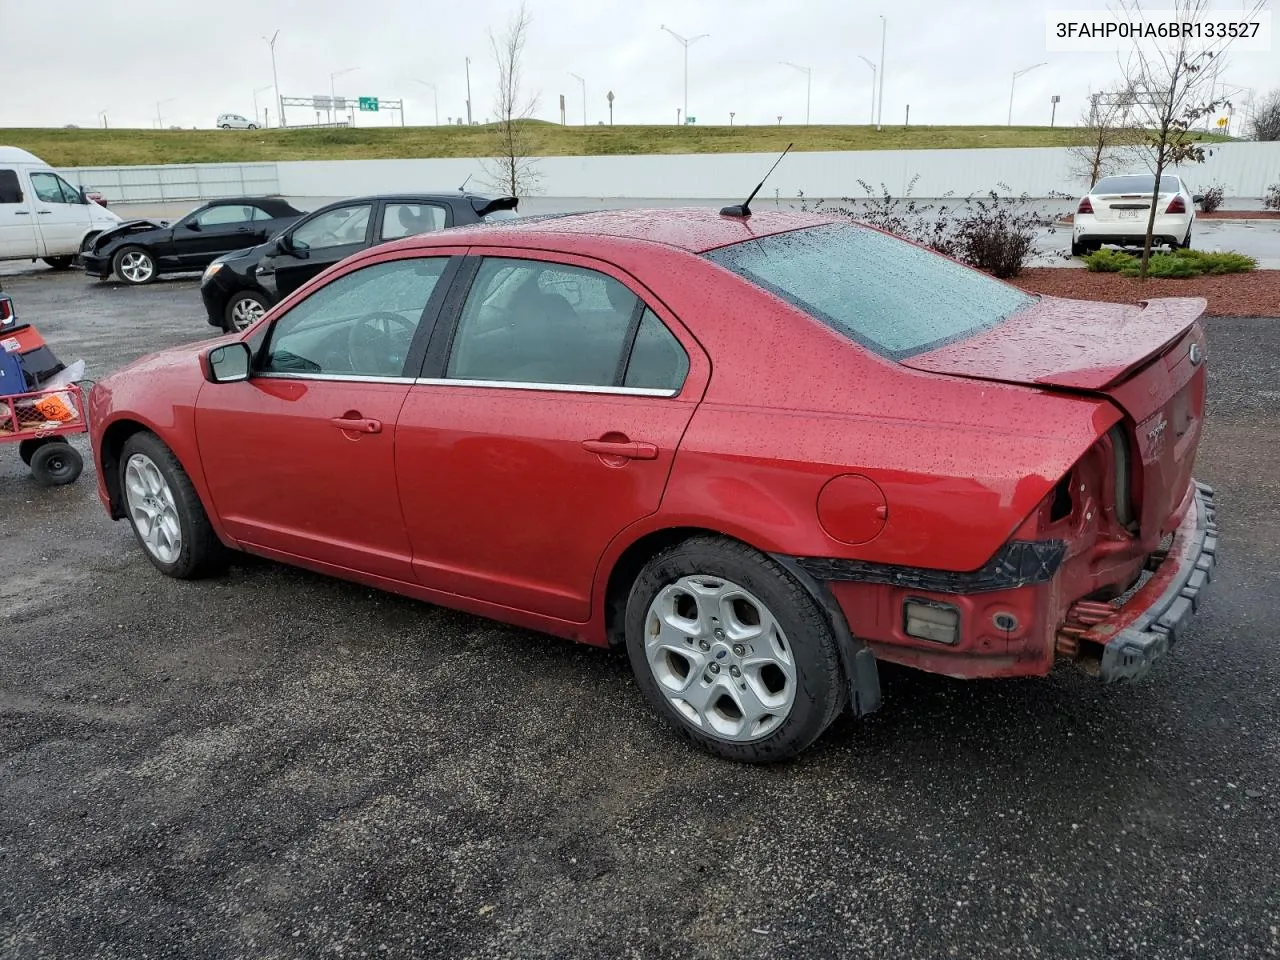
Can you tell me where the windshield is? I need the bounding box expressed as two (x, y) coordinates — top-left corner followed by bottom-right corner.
(704, 223), (1037, 360)
(1093, 175), (1181, 194)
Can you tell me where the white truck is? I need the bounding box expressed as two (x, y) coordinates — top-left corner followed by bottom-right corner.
(0, 147), (122, 269)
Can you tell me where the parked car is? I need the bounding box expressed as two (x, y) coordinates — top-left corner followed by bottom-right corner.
(199, 192), (519, 332)
(82, 197), (305, 285)
(217, 113), (258, 130)
(0, 146), (123, 269)
(88, 207), (1215, 763)
(1072, 173), (1202, 256)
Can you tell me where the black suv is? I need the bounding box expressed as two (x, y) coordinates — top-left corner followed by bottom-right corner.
(199, 192), (518, 331)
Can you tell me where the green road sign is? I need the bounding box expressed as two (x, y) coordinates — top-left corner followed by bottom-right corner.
(685, 116), (696, 124)
(358, 97), (379, 112)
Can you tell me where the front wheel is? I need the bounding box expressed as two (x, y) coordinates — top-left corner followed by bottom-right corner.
(29, 441), (83, 486)
(248, 123), (259, 130)
(114, 246), (156, 285)
(624, 536), (846, 763)
(42, 256), (75, 270)
(119, 432), (228, 578)
(223, 290), (270, 332)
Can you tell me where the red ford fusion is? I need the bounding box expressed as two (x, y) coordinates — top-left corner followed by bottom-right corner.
(88, 208), (1217, 762)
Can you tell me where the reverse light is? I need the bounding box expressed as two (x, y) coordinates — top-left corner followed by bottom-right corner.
(1078, 197), (1094, 215)
(1166, 195), (1187, 214)
(904, 599), (960, 645)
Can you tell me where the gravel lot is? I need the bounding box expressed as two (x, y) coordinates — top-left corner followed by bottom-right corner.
(2, 270), (1279, 960)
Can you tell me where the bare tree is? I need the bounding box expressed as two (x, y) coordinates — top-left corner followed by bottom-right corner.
(1068, 86), (1139, 188)
(1113, 0), (1266, 277)
(1250, 88), (1280, 141)
(484, 2), (540, 198)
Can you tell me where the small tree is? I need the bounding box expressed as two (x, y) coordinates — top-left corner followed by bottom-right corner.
(1068, 87), (1139, 188)
(484, 2), (540, 198)
(1112, 0), (1265, 278)
(1250, 88), (1280, 141)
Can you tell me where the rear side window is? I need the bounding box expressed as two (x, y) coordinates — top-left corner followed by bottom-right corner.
(445, 257), (687, 392)
(704, 223), (1037, 360)
(381, 203), (447, 240)
(0, 170), (21, 204)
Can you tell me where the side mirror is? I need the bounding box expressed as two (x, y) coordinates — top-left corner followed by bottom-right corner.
(204, 342), (252, 383)
(1192, 194), (1204, 204)
(185, 220), (202, 231)
(273, 234), (294, 254)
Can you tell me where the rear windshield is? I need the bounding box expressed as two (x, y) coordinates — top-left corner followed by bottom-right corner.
(1093, 174), (1181, 194)
(704, 223), (1037, 360)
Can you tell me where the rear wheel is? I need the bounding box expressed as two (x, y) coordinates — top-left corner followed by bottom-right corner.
(42, 256), (75, 270)
(29, 441), (83, 486)
(624, 536), (846, 763)
(114, 246), (156, 285)
(1071, 239), (1086, 257)
(223, 291), (269, 332)
(120, 432), (228, 579)
(1178, 227), (1192, 250)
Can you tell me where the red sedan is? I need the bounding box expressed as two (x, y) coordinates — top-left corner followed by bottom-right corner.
(87, 208), (1217, 762)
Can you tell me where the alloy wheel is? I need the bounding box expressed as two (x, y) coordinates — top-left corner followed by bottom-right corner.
(230, 297), (265, 330)
(119, 251), (154, 283)
(124, 453), (183, 564)
(643, 575), (797, 742)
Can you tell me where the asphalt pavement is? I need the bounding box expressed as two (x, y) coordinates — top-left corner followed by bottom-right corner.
(2, 271), (1279, 960)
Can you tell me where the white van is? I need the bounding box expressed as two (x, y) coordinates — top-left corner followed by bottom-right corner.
(0, 147), (122, 269)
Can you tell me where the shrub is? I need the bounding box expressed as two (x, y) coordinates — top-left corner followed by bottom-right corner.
(1264, 183), (1280, 211)
(1197, 183), (1226, 213)
(1122, 254), (1201, 278)
(800, 178), (1053, 278)
(1083, 248), (1134, 272)
(1084, 247), (1255, 277)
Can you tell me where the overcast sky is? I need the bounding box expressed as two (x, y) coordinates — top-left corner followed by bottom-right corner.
(0, 0), (1274, 131)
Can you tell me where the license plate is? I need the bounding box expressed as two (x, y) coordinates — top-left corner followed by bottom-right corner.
(1119, 210), (1140, 220)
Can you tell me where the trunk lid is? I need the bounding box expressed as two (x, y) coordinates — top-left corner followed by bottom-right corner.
(1089, 188), (1174, 224)
(905, 295), (1208, 542)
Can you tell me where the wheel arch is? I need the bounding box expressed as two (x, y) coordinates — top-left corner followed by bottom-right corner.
(98, 418), (154, 519)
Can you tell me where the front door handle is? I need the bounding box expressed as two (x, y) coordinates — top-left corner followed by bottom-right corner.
(582, 439), (659, 460)
(37, 210), (52, 215)
(330, 416), (382, 434)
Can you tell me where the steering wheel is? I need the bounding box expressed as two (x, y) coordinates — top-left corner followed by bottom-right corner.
(347, 311), (417, 375)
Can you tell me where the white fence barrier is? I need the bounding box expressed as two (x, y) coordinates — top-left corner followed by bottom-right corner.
(63, 142), (1280, 205)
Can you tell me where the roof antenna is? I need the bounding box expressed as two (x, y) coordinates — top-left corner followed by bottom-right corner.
(458, 174), (472, 192)
(720, 142), (793, 218)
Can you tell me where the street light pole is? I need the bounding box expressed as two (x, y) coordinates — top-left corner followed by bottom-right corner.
(857, 56), (876, 126)
(569, 72), (587, 125)
(412, 80), (439, 125)
(155, 98), (176, 129)
(98, 109), (109, 130)
(1008, 62), (1047, 125)
(781, 62), (812, 124)
(465, 56), (472, 125)
(262, 30), (283, 128)
(660, 25), (709, 125)
(330, 67), (358, 125)
(253, 85), (273, 128)
(876, 15), (886, 131)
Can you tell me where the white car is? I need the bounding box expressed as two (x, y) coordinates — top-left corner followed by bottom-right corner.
(1071, 173), (1201, 257)
(0, 146), (122, 268)
(216, 113), (258, 130)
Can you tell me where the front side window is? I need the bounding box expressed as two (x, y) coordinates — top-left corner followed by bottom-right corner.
(30, 173), (66, 205)
(290, 204), (373, 252)
(705, 223), (1037, 360)
(448, 258), (656, 388)
(260, 258), (447, 378)
(194, 204), (253, 227)
(381, 203), (447, 240)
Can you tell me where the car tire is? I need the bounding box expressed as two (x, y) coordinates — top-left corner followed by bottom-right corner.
(223, 291), (270, 332)
(119, 431), (229, 579)
(1179, 228), (1192, 250)
(248, 124), (259, 130)
(624, 536), (846, 763)
(1071, 240), (1086, 257)
(220, 124), (231, 129)
(42, 256), (75, 270)
(113, 246), (157, 285)
(29, 440), (83, 487)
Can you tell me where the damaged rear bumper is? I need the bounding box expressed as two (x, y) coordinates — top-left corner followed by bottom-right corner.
(1074, 483), (1218, 683)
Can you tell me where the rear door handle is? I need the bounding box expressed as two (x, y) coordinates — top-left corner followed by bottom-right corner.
(582, 439), (659, 460)
(37, 210), (52, 215)
(14, 211), (29, 216)
(329, 416), (382, 434)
